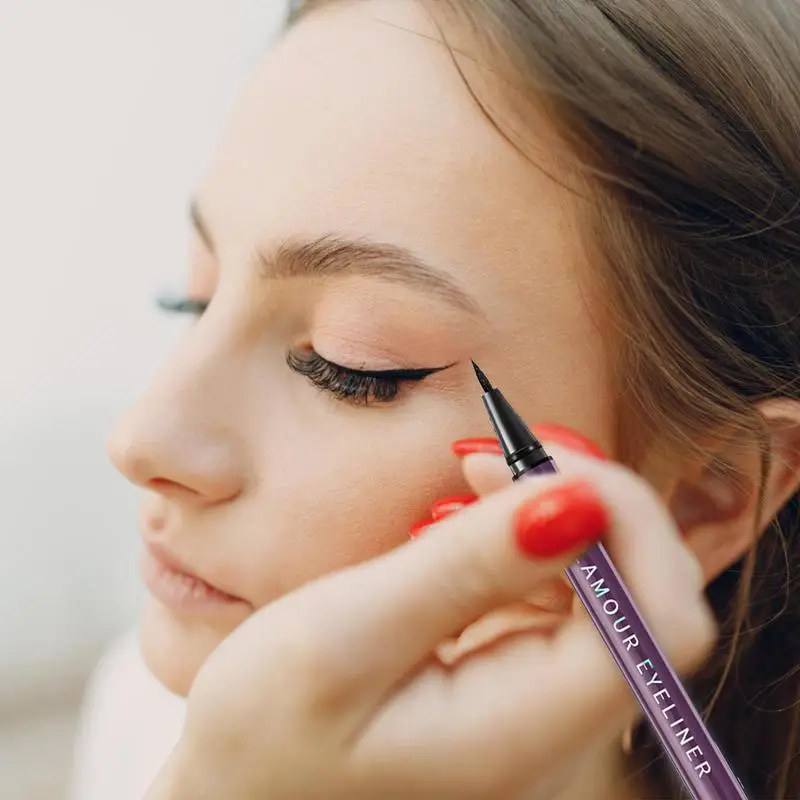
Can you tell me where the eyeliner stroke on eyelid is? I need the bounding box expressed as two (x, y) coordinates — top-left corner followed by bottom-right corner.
(157, 294), (457, 405)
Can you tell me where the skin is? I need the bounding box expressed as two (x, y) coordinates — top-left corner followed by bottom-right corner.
(108, 1), (800, 798)
(109, 0), (611, 692)
(145, 447), (715, 800)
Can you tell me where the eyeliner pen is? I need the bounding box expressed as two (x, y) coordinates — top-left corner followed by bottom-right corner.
(471, 361), (748, 800)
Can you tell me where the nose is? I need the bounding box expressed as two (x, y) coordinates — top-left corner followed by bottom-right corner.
(108, 367), (246, 507)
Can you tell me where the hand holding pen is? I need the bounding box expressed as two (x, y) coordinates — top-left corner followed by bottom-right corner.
(146, 410), (721, 799)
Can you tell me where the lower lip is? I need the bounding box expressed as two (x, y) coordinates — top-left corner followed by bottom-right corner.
(140, 548), (251, 618)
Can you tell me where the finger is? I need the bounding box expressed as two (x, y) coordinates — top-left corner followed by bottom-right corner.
(443, 445), (604, 660)
(461, 452), (510, 496)
(264, 468), (607, 705)
(435, 457), (714, 771)
(460, 436), (605, 497)
(430, 494), (479, 520)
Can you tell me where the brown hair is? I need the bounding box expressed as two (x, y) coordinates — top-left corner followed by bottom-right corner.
(295, 1), (800, 797)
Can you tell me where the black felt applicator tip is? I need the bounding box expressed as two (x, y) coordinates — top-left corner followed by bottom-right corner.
(471, 360), (494, 394)
(470, 360), (551, 479)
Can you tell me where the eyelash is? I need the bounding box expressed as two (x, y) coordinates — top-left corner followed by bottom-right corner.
(286, 349), (446, 405)
(157, 295), (446, 406)
(157, 296), (209, 316)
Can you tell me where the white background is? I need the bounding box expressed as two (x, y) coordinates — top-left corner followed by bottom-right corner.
(0, 0), (289, 794)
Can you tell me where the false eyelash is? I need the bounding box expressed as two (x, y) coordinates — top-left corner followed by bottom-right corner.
(286, 349), (445, 406)
(157, 295), (209, 316)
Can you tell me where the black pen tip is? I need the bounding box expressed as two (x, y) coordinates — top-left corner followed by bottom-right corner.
(471, 360), (494, 393)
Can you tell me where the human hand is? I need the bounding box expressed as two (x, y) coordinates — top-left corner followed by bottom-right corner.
(147, 437), (715, 800)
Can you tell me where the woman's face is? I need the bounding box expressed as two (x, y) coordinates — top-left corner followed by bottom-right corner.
(109, 0), (614, 695)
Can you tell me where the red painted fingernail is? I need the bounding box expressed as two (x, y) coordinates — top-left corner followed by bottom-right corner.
(513, 481), (608, 559)
(430, 494), (478, 520)
(451, 437), (503, 457)
(409, 517), (435, 539)
(532, 423), (608, 461)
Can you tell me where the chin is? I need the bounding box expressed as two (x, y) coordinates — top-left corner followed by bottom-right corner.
(139, 598), (236, 697)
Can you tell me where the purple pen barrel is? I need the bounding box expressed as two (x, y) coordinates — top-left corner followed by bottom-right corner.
(473, 364), (748, 799)
(521, 459), (749, 800)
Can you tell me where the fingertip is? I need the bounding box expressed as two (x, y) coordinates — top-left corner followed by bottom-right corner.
(432, 497), (478, 523)
(532, 423), (609, 461)
(461, 452), (513, 496)
(409, 517), (435, 539)
(451, 437), (503, 457)
(513, 480), (609, 559)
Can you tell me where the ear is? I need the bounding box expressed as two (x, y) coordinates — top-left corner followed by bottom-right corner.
(667, 399), (800, 583)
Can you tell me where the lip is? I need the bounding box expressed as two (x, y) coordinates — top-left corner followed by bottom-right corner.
(140, 541), (252, 619)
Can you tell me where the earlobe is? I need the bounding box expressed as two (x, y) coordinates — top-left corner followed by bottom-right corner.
(668, 398), (800, 583)
(669, 462), (757, 582)
(670, 466), (750, 531)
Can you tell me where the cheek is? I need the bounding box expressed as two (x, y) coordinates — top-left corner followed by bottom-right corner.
(235, 404), (480, 608)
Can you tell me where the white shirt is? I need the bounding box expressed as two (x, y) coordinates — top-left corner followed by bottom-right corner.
(70, 632), (186, 800)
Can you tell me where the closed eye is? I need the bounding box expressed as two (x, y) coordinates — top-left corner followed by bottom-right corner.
(157, 295), (456, 405)
(157, 295), (209, 317)
(286, 349), (455, 406)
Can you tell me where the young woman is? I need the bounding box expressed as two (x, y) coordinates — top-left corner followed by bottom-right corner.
(103, 1), (800, 797)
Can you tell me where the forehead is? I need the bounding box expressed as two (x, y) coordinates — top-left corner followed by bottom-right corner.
(201, 0), (594, 328)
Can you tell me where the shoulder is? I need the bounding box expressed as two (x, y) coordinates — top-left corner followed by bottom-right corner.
(70, 631), (186, 800)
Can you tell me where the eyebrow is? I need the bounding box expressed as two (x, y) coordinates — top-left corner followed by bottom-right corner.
(189, 202), (484, 318)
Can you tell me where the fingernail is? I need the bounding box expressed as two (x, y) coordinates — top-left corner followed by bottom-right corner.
(452, 438), (503, 457)
(409, 517), (435, 539)
(430, 494), (478, 520)
(532, 423), (608, 461)
(513, 481), (608, 559)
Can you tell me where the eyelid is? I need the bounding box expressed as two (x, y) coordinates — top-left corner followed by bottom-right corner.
(287, 348), (451, 406)
(342, 363), (456, 379)
(292, 349), (444, 378)
(154, 299), (457, 379)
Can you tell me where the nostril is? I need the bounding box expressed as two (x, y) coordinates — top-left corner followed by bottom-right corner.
(147, 477), (202, 497)
(107, 412), (244, 504)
